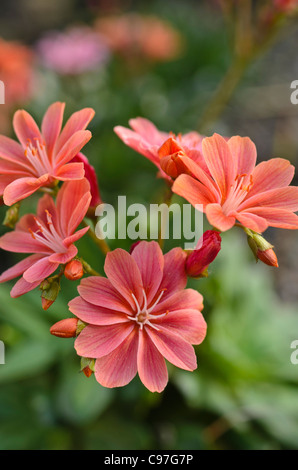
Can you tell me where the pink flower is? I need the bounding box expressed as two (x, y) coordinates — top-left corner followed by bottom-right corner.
(0, 102), (94, 206)
(0, 179), (91, 297)
(71, 152), (102, 207)
(68, 241), (206, 393)
(274, 0), (298, 12)
(172, 133), (298, 233)
(36, 27), (110, 75)
(114, 117), (206, 182)
(186, 230), (222, 278)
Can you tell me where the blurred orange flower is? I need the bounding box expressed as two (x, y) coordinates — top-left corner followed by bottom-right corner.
(0, 38), (34, 105)
(95, 13), (184, 62)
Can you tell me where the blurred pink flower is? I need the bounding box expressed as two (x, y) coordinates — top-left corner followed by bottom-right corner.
(114, 117), (206, 182)
(36, 27), (110, 75)
(0, 179), (91, 297)
(69, 241), (206, 392)
(71, 152), (102, 207)
(95, 13), (184, 63)
(173, 133), (298, 233)
(0, 102), (94, 206)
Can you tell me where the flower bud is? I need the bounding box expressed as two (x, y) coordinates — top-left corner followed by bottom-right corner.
(246, 230), (279, 267)
(40, 277), (60, 310)
(64, 259), (84, 280)
(3, 202), (20, 228)
(50, 318), (79, 338)
(71, 152), (102, 208)
(158, 138), (189, 179)
(80, 357), (95, 377)
(185, 230), (222, 278)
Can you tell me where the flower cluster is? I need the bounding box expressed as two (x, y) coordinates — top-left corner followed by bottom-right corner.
(1, 102), (298, 393)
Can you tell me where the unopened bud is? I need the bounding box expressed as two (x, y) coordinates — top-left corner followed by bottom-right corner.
(80, 357), (95, 377)
(50, 318), (79, 338)
(246, 229), (279, 267)
(64, 259), (84, 280)
(186, 230), (222, 278)
(40, 277), (61, 310)
(158, 138), (189, 179)
(3, 202), (20, 228)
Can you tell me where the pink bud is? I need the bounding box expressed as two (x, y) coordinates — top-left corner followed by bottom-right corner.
(64, 259), (84, 280)
(50, 318), (79, 338)
(71, 152), (102, 207)
(186, 230), (221, 278)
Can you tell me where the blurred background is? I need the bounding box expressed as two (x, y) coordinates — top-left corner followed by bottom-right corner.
(0, 0), (298, 450)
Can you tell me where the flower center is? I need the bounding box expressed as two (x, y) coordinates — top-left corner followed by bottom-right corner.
(28, 210), (67, 253)
(24, 138), (52, 176)
(222, 173), (253, 214)
(127, 288), (168, 330)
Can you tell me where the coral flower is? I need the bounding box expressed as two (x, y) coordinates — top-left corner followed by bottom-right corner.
(172, 133), (298, 233)
(0, 102), (94, 206)
(0, 179), (91, 297)
(114, 117), (206, 181)
(68, 241), (206, 393)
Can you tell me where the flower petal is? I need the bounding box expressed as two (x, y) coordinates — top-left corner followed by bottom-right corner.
(68, 296), (129, 325)
(10, 277), (41, 298)
(13, 109), (42, 148)
(41, 102), (65, 160)
(206, 203), (236, 231)
(158, 247), (187, 299)
(172, 174), (219, 208)
(74, 322), (134, 358)
(55, 108), (95, 153)
(153, 288), (204, 315)
(54, 162), (85, 181)
(239, 187), (298, 212)
(154, 309), (207, 345)
(3, 174), (49, 206)
(146, 326), (197, 371)
(245, 207), (298, 229)
(23, 256), (59, 283)
(235, 211), (268, 232)
(94, 328), (139, 388)
(48, 244), (78, 264)
(0, 230), (51, 254)
(131, 240), (164, 305)
(0, 135), (33, 170)
(56, 179), (91, 237)
(249, 158), (295, 197)
(0, 254), (45, 283)
(129, 117), (168, 145)
(137, 329), (168, 393)
(104, 249), (144, 309)
(77, 276), (131, 313)
(227, 135), (257, 176)
(202, 133), (235, 199)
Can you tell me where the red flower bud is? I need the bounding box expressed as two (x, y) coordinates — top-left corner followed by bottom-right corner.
(82, 366), (93, 378)
(71, 152), (102, 208)
(186, 230), (222, 278)
(256, 248), (279, 268)
(64, 259), (84, 280)
(50, 318), (79, 338)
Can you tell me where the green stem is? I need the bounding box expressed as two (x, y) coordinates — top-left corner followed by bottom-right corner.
(83, 219), (111, 256)
(197, 55), (250, 134)
(80, 258), (101, 277)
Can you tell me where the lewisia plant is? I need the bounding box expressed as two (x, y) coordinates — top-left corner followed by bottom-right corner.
(1, 101), (298, 393)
